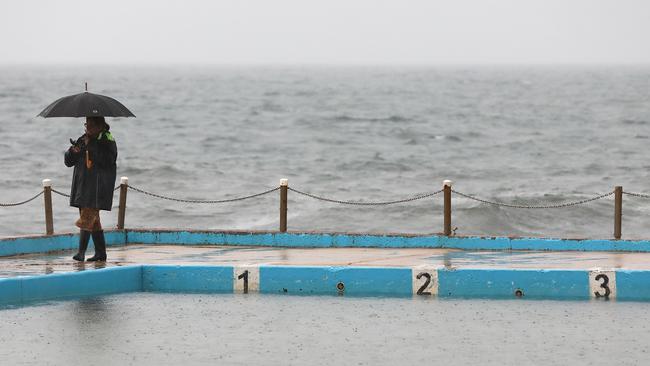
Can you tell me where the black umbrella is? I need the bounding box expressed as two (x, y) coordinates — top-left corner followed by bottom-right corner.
(38, 83), (135, 118)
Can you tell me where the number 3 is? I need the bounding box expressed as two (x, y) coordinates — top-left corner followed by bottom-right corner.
(594, 274), (610, 298)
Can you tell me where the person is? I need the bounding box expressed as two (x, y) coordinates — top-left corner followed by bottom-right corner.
(64, 116), (117, 262)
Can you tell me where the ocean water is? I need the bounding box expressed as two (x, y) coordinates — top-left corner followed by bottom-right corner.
(0, 65), (649, 238)
(1, 293), (649, 365)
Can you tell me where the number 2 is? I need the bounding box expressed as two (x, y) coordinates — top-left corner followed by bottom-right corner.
(416, 272), (432, 295)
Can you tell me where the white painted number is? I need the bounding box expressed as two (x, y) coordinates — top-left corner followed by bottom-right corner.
(234, 265), (260, 294)
(412, 267), (438, 296)
(589, 270), (616, 299)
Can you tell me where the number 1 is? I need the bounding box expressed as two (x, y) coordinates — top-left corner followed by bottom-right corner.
(238, 270), (249, 294)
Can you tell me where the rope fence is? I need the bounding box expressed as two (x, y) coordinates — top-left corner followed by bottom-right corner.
(287, 187), (444, 206)
(51, 188), (71, 198)
(0, 190), (44, 207)
(451, 189), (615, 209)
(622, 191), (650, 199)
(127, 185), (280, 204)
(2, 177), (650, 239)
(51, 187), (121, 198)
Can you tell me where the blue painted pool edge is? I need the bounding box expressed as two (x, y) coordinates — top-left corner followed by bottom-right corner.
(0, 266), (142, 306)
(0, 230), (127, 257)
(613, 270), (650, 301)
(143, 265), (233, 293)
(2, 229), (650, 257)
(438, 268), (589, 300)
(122, 230), (650, 252)
(259, 266), (413, 297)
(3, 265), (650, 307)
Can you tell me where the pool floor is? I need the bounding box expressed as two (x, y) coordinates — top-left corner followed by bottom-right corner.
(2, 244), (650, 278)
(1, 292), (648, 365)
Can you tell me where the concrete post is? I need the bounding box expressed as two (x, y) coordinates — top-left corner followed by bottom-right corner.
(117, 177), (129, 230)
(42, 179), (53, 235)
(280, 179), (288, 232)
(614, 186), (622, 240)
(443, 180), (453, 236)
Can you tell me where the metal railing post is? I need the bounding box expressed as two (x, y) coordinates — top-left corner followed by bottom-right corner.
(443, 180), (452, 236)
(614, 186), (622, 240)
(117, 176), (129, 230)
(42, 179), (54, 235)
(280, 179), (288, 232)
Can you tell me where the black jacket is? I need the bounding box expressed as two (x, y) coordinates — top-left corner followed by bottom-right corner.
(64, 131), (118, 211)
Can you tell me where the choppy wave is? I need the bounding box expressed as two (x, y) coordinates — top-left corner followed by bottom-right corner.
(1, 65), (650, 238)
(622, 119), (648, 125)
(329, 114), (412, 123)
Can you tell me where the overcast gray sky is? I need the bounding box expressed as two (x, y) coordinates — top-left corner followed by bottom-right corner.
(1, 0), (649, 65)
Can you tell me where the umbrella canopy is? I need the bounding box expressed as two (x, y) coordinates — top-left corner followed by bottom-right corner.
(38, 91), (135, 118)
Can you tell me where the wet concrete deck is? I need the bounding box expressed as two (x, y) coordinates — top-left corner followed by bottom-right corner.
(2, 244), (650, 278)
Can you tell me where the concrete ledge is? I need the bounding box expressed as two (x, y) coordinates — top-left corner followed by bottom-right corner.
(2, 229), (650, 257)
(0, 266), (141, 305)
(259, 266), (413, 297)
(0, 230), (126, 257)
(438, 269), (589, 300)
(143, 265), (233, 293)
(614, 270), (650, 301)
(1, 265), (648, 307)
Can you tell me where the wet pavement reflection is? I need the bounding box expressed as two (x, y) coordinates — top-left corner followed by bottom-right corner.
(2, 244), (650, 278)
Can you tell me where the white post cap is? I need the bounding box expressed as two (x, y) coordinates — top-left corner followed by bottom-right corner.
(443, 180), (453, 188)
(120, 176), (129, 185)
(280, 178), (289, 186)
(42, 179), (52, 187)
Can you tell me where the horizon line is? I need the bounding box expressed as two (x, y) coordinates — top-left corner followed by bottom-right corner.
(1, 61), (650, 68)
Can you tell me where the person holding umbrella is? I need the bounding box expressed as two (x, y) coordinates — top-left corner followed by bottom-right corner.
(64, 116), (117, 261)
(39, 84), (135, 261)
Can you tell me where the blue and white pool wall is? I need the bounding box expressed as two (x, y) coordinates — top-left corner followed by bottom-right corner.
(3, 230), (650, 257)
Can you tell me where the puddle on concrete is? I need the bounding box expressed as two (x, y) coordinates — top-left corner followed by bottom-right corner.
(3, 245), (650, 278)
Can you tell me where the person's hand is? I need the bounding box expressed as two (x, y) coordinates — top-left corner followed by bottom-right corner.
(70, 145), (81, 154)
(83, 134), (90, 146)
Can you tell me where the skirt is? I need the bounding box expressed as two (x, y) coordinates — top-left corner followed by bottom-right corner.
(75, 208), (102, 231)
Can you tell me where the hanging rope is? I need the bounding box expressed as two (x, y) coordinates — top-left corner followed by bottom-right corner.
(451, 189), (615, 209)
(0, 190), (44, 207)
(288, 187), (444, 206)
(623, 191), (650, 199)
(127, 185), (280, 204)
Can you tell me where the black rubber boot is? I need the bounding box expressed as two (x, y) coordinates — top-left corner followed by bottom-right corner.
(87, 230), (107, 262)
(72, 230), (91, 261)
